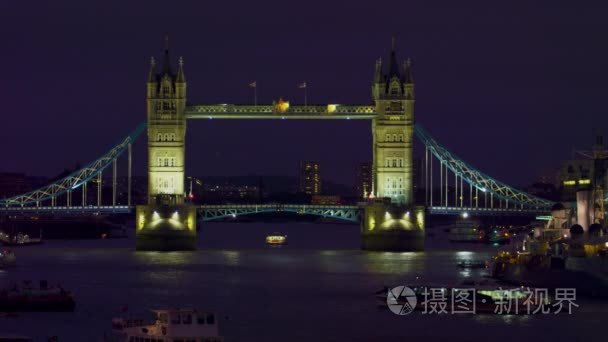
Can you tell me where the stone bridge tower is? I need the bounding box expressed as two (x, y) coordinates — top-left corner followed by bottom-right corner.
(136, 42), (196, 251)
(371, 43), (414, 205)
(362, 42), (424, 251)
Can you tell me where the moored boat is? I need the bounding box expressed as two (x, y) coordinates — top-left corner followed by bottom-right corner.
(0, 280), (75, 312)
(0, 249), (16, 268)
(104, 308), (223, 342)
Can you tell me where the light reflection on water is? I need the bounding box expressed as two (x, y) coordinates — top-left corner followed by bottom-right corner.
(0, 222), (604, 341)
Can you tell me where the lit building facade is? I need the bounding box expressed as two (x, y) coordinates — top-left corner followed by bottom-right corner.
(146, 47), (187, 205)
(371, 45), (414, 205)
(356, 162), (373, 199)
(299, 161), (321, 195)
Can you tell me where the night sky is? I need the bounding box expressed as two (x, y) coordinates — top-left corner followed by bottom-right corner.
(2, 1), (607, 188)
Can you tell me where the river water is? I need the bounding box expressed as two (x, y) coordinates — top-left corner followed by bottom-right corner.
(0, 222), (606, 341)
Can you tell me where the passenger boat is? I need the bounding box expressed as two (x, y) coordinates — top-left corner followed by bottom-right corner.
(265, 233), (287, 245)
(0, 334), (34, 342)
(0, 280), (75, 312)
(0, 249), (16, 268)
(448, 221), (483, 242)
(105, 308), (223, 342)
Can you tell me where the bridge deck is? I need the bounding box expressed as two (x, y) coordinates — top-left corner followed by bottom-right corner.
(184, 104), (376, 120)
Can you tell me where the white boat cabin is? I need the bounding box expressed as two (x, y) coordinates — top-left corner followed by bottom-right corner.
(116, 308), (222, 342)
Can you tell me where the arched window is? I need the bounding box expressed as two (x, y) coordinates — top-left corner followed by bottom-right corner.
(399, 134), (404, 142)
(392, 159), (397, 167)
(393, 134), (398, 142)
(164, 158), (169, 167)
(157, 133), (162, 141)
(386, 134), (391, 142)
(398, 159), (403, 167)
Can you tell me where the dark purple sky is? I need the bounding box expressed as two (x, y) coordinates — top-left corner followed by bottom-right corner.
(1, 1), (607, 187)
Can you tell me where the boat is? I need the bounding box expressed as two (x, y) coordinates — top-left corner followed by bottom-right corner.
(265, 233), (287, 245)
(0, 231), (43, 246)
(492, 203), (608, 298)
(0, 335), (34, 342)
(0, 280), (75, 312)
(448, 221), (483, 242)
(104, 308), (223, 342)
(457, 260), (488, 269)
(0, 249), (16, 268)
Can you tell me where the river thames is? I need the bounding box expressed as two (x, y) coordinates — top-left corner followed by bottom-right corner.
(1, 222), (606, 341)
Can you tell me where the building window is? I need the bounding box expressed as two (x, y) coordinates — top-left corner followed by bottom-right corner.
(386, 134), (391, 142)
(398, 159), (403, 167)
(393, 134), (397, 142)
(398, 134), (404, 142)
(392, 159), (397, 167)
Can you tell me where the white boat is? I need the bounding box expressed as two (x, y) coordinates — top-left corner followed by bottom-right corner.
(105, 308), (223, 342)
(0, 249), (16, 268)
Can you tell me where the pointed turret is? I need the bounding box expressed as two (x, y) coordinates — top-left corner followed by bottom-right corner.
(147, 57), (157, 83)
(176, 56), (185, 83)
(386, 38), (402, 81)
(403, 58), (413, 84)
(161, 36), (172, 76)
(373, 58), (382, 84)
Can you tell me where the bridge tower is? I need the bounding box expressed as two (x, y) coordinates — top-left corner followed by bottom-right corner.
(136, 41), (196, 251)
(361, 42), (425, 251)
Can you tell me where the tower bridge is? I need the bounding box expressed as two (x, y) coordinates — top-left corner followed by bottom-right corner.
(0, 42), (555, 251)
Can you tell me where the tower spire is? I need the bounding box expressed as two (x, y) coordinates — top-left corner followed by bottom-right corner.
(176, 56), (185, 83)
(161, 35), (172, 75)
(147, 56), (156, 83)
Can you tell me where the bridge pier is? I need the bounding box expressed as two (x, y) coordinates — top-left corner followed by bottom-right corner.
(361, 201), (425, 251)
(135, 204), (197, 251)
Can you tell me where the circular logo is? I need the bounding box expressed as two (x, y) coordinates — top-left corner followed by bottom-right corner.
(386, 286), (417, 315)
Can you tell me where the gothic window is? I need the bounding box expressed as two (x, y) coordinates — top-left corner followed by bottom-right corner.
(398, 159), (403, 167)
(390, 101), (402, 111)
(164, 158), (169, 167)
(157, 133), (162, 141)
(386, 134), (391, 142)
(393, 134), (398, 142)
(170, 158), (175, 167)
(386, 159), (390, 167)
(392, 159), (397, 167)
(398, 134), (404, 142)
(170, 133), (176, 141)
(157, 157), (162, 166)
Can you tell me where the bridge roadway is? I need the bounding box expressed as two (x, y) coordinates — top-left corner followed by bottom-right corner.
(184, 104), (377, 120)
(0, 204), (549, 218)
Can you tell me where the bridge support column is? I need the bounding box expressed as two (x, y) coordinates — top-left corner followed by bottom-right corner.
(135, 204), (197, 251)
(361, 201), (425, 251)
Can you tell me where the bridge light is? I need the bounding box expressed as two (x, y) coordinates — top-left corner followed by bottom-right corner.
(403, 211), (410, 219)
(231, 213), (236, 218)
(152, 210), (160, 220)
(384, 211), (392, 220)
(172, 211), (179, 220)
(462, 212), (469, 219)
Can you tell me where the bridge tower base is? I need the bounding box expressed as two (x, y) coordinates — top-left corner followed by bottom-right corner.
(135, 204), (197, 251)
(361, 202), (425, 251)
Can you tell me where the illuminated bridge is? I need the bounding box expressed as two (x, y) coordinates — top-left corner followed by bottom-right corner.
(0, 117), (553, 219)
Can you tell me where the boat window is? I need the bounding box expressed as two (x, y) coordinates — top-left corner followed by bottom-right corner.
(206, 314), (215, 324)
(197, 315), (205, 324)
(159, 313), (168, 323)
(183, 314), (192, 324)
(171, 314), (181, 324)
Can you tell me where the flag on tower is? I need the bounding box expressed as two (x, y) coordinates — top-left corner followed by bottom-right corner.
(298, 82), (307, 89)
(249, 81), (257, 88)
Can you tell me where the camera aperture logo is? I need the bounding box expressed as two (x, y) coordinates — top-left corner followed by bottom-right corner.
(387, 286), (417, 315)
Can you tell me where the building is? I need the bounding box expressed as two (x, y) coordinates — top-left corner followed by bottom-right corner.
(558, 133), (608, 201)
(356, 162), (372, 199)
(370, 43), (415, 205)
(299, 161), (321, 195)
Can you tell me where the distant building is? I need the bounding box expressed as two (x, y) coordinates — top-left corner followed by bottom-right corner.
(356, 162), (372, 199)
(199, 183), (260, 204)
(0, 173), (27, 198)
(299, 161), (321, 195)
(311, 195), (341, 205)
